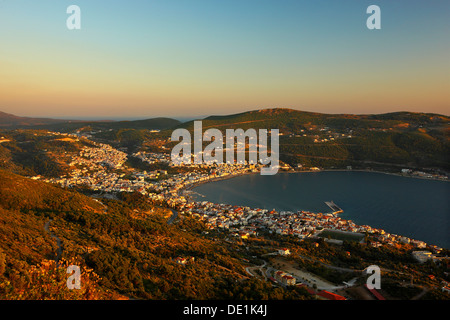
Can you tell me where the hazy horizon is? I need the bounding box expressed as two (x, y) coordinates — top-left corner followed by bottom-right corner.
(2, 106), (449, 123)
(1, 0), (449, 118)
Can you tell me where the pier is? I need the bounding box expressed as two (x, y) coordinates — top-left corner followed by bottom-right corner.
(325, 201), (343, 214)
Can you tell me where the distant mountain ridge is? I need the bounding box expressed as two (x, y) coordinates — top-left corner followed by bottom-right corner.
(0, 110), (181, 131)
(175, 108), (450, 132)
(203, 108), (450, 124)
(169, 108), (449, 171)
(2, 108), (448, 131)
(0, 111), (82, 127)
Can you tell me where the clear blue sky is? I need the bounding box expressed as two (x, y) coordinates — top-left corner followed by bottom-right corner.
(0, 0), (449, 118)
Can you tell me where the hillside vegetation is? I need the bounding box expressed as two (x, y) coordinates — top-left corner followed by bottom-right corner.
(167, 108), (450, 170)
(0, 169), (309, 299)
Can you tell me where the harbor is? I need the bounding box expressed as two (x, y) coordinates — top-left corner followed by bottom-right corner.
(325, 201), (343, 214)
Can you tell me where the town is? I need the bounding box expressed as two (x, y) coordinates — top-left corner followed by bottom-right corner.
(26, 131), (449, 299)
(35, 133), (444, 254)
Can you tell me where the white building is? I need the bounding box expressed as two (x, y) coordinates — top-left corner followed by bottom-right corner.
(278, 248), (290, 256)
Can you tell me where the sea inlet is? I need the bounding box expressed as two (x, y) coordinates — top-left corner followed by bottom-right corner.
(191, 171), (449, 249)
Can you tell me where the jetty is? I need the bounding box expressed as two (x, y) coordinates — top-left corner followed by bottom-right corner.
(325, 201), (343, 214)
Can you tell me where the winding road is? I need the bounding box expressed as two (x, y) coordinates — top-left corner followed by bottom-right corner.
(44, 219), (63, 263)
(167, 209), (178, 224)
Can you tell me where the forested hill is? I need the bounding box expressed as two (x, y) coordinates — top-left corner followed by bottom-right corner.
(169, 108), (450, 171)
(0, 110), (181, 131)
(0, 169), (114, 299)
(1, 108), (449, 171)
(176, 108), (450, 131)
(0, 111), (77, 127)
(0, 169), (105, 214)
(0, 169), (309, 300)
(31, 117), (181, 132)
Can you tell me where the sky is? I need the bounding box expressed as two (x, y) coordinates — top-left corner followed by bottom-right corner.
(0, 0), (449, 119)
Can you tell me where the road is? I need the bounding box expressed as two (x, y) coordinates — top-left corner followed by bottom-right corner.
(256, 252), (357, 290)
(245, 261), (268, 280)
(44, 219), (63, 262)
(412, 287), (430, 300)
(167, 209), (178, 224)
(272, 257), (348, 291)
(92, 198), (108, 214)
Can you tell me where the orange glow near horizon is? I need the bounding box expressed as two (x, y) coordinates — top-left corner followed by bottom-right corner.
(0, 1), (449, 118)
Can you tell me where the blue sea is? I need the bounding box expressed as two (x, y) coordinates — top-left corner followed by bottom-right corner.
(191, 171), (450, 248)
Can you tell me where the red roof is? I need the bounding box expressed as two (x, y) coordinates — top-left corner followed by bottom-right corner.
(317, 290), (346, 300)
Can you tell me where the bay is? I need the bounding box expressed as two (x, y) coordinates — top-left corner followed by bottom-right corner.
(191, 171), (450, 248)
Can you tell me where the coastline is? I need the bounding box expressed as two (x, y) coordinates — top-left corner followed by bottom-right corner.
(179, 167), (448, 201)
(176, 168), (448, 249)
(177, 171), (256, 201)
(279, 167), (449, 182)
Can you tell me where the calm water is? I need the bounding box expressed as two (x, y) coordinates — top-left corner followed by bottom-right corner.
(192, 171), (450, 248)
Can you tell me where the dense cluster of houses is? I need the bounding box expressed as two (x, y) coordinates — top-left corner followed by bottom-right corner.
(40, 143), (148, 192)
(132, 151), (171, 165)
(32, 140), (441, 255)
(180, 200), (437, 252)
(78, 142), (128, 169)
(401, 168), (448, 180)
(24, 133), (450, 299)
